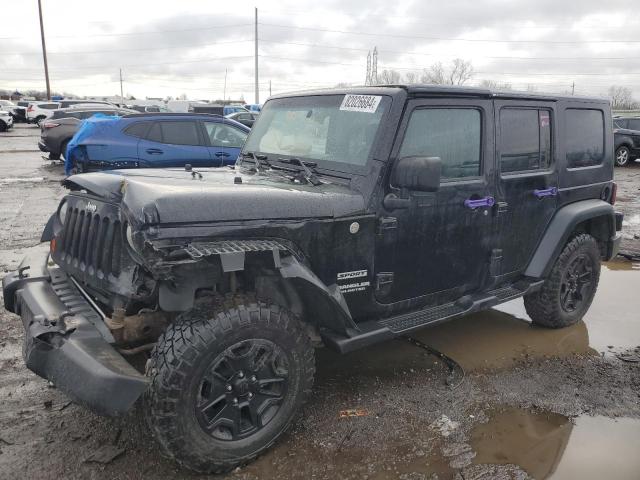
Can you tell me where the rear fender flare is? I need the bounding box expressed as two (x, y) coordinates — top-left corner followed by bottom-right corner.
(525, 199), (615, 278)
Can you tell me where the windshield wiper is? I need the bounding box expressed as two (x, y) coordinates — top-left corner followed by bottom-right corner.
(275, 157), (322, 186)
(240, 151), (270, 171)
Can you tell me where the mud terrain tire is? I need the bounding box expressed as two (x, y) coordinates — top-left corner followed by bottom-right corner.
(524, 234), (600, 328)
(144, 296), (315, 474)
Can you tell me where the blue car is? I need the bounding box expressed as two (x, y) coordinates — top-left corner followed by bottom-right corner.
(65, 113), (250, 174)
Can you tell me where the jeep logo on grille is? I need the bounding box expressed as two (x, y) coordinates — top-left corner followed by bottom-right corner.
(86, 202), (97, 213)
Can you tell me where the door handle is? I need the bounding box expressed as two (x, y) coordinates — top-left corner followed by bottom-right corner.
(146, 148), (163, 155)
(533, 187), (558, 198)
(464, 196), (495, 209)
(215, 152), (230, 157)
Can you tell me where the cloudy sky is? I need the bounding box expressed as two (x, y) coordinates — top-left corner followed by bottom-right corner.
(1, 0), (640, 102)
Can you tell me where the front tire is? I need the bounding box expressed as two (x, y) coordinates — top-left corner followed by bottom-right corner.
(615, 146), (631, 167)
(524, 234), (600, 328)
(144, 296), (315, 474)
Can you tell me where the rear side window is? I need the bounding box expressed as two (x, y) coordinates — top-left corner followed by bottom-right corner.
(159, 121), (201, 145)
(565, 109), (604, 168)
(627, 119), (640, 131)
(40, 103), (59, 109)
(124, 121), (151, 138)
(399, 108), (481, 180)
(613, 119), (627, 129)
(499, 108), (552, 173)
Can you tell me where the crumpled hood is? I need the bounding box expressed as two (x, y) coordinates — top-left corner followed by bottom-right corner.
(64, 167), (365, 225)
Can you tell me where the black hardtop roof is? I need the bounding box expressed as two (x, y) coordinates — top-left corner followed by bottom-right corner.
(269, 84), (609, 104)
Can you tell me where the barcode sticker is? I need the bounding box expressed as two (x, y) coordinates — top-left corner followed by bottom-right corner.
(340, 94), (382, 113)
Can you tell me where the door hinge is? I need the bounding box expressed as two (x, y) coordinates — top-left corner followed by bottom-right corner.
(489, 249), (503, 277)
(375, 272), (395, 294)
(376, 217), (397, 235)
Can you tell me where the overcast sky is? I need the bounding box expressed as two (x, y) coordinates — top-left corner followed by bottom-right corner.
(2, 0), (640, 102)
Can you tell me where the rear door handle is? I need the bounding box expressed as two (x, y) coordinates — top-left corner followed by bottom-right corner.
(146, 148), (163, 155)
(464, 196), (495, 209)
(533, 187), (558, 198)
(215, 152), (230, 157)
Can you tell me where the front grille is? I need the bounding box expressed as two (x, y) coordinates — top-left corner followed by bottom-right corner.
(58, 205), (122, 279)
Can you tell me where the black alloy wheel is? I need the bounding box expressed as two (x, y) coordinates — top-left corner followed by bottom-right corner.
(195, 338), (290, 441)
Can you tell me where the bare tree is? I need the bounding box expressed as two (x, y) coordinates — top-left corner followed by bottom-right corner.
(420, 59), (473, 85)
(403, 71), (419, 84)
(377, 69), (402, 85)
(479, 79), (512, 90)
(608, 85), (635, 110)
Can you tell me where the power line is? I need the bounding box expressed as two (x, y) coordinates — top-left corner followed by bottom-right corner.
(0, 38), (253, 56)
(259, 22), (640, 44)
(257, 54), (640, 76)
(257, 38), (640, 61)
(0, 23), (252, 40)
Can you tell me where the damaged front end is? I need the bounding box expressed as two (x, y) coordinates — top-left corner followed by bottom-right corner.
(2, 252), (148, 416)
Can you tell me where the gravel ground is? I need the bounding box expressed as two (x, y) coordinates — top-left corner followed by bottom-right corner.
(0, 124), (639, 480)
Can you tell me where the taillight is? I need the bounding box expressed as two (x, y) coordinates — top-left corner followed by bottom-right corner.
(610, 182), (617, 205)
(42, 122), (60, 129)
(27, 105), (33, 112)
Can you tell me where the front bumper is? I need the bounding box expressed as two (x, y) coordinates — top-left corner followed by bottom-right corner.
(2, 251), (148, 416)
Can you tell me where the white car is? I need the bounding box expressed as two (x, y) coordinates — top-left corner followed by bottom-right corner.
(26, 101), (61, 125)
(0, 108), (14, 131)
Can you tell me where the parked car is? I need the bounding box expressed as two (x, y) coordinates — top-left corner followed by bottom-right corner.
(10, 101), (30, 123)
(243, 103), (262, 112)
(27, 100), (116, 125)
(26, 101), (60, 125)
(65, 113), (250, 173)
(225, 111), (259, 128)
(189, 103), (250, 116)
(0, 99), (18, 119)
(128, 104), (167, 113)
(0, 108), (14, 131)
(613, 116), (640, 166)
(39, 107), (139, 160)
(2, 85), (623, 473)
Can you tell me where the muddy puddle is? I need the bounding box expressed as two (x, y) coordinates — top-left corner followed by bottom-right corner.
(470, 408), (640, 480)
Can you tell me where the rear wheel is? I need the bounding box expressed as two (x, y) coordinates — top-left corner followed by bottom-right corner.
(615, 146), (631, 167)
(144, 296), (315, 473)
(0, 121), (6, 132)
(524, 234), (600, 328)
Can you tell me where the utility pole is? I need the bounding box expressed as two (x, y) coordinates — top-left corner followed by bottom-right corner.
(269, 79), (272, 97)
(223, 68), (228, 100)
(119, 68), (124, 105)
(571, 81), (575, 95)
(37, 0), (51, 100)
(254, 7), (259, 104)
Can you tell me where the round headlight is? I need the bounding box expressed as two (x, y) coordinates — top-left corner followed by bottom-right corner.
(58, 200), (68, 224)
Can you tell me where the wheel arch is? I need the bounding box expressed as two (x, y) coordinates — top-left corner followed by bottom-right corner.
(157, 240), (357, 337)
(525, 199), (616, 278)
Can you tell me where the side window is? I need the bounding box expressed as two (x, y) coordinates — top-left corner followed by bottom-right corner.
(124, 121), (150, 138)
(627, 119), (640, 131)
(159, 121), (201, 145)
(146, 122), (163, 142)
(566, 109), (604, 168)
(399, 108), (481, 180)
(499, 108), (552, 173)
(204, 122), (248, 148)
(41, 103), (59, 110)
(614, 119), (627, 129)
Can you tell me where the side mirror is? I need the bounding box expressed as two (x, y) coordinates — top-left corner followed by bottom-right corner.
(392, 156), (441, 192)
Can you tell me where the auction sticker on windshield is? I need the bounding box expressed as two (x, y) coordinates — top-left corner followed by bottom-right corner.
(340, 94), (382, 113)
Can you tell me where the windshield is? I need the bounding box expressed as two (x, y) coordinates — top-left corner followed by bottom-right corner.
(243, 94), (390, 169)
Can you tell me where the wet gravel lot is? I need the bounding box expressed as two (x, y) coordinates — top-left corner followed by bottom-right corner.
(0, 124), (639, 480)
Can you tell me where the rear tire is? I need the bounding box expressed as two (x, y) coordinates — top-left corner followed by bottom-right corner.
(0, 121), (6, 132)
(144, 296), (315, 474)
(615, 146), (631, 167)
(524, 234), (600, 328)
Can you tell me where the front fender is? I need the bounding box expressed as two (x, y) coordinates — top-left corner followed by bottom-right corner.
(525, 199), (616, 278)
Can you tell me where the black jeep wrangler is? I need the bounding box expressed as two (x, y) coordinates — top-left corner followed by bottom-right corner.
(3, 85), (623, 473)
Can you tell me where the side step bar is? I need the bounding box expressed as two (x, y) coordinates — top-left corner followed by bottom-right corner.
(322, 279), (544, 354)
